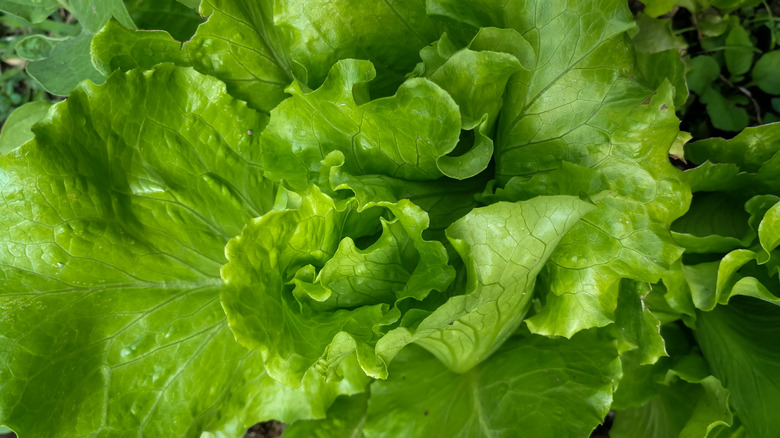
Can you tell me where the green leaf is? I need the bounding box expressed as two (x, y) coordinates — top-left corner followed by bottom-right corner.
(641, 0), (678, 17)
(687, 56), (720, 95)
(0, 0), (59, 23)
(14, 34), (63, 61)
(700, 88), (749, 132)
(632, 13), (688, 54)
(124, 0), (205, 41)
(365, 329), (620, 438)
(260, 59), (462, 189)
(637, 50), (689, 108)
(411, 31), (523, 179)
(23, 0), (138, 96)
(432, 1), (689, 337)
(724, 23), (754, 77)
(377, 195), (594, 373)
(70, 0), (136, 33)
(612, 280), (667, 365)
(282, 394), (368, 438)
(274, 0), (441, 96)
(612, 362), (732, 438)
(0, 100), (51, 155)
(92, 19), (191, 74)
(671, 192), (754, 253)
(0, 65), (360, 437)
(221, 186), (455, 384)
(685, 123), (780, 172)
(26, 33), (106, 95)
(178, 0), (294, 114)
(758, 202), (780, 253)
(324, 153), (488, 238)
(752, 50), (780, 95)
(612, 323), (733, 438)
(696, 297), (780, 438)
(93, 0), (295, 114)
(415, 31), (522, 130)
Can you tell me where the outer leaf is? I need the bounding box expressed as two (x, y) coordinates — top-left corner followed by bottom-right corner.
(0, 65), (357, 437)
(365, 329), (620, 438)
(696, 297), (780, 438)
(378, 196), (594, 373)
(260, 59), (462, 189)
(0, 101), (51, 155)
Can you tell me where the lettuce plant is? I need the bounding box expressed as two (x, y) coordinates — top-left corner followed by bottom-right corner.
(0, 1), (776, 437)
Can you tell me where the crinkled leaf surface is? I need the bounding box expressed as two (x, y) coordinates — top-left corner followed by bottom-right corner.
(378, 195), (594, 373)
(365, 329), (620, 438)
(274, 0), (441, 96)
(0, 65), (359, 437)
(428, 0), (689, 338)
(260, 59), (462, 188)
(93, 0), (295, 114)
(221, 186), (454, 384)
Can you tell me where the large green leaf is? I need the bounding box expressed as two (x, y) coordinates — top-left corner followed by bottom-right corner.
(0, 65), (359, 437)
(364, 329), (620, 438)
(696, 297), (780, 438)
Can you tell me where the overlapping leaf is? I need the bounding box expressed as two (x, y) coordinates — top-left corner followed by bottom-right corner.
(0, 65), (362, 437)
